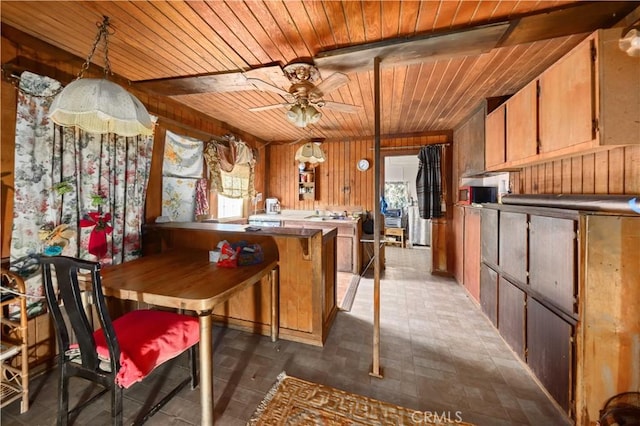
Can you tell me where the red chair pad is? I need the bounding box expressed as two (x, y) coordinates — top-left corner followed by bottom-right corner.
(93, 309), (199, 388)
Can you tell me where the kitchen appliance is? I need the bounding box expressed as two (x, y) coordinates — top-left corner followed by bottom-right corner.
(265, 198), (281, 214)
(458, 186), (498, 205)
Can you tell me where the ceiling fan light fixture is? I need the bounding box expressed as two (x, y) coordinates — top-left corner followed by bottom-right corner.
(286, 104), (321, 128)
(305, 105), (322, 124)
(49, 16), (153, 137)
(295, 142), (326, 164)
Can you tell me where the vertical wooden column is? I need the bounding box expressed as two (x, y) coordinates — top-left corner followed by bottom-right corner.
(370, 56), (383, 379)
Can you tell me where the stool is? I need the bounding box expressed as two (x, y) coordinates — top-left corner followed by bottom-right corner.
(384, 227), (405, 248)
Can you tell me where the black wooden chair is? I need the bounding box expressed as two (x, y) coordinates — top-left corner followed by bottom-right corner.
(40, 256), (200, 426)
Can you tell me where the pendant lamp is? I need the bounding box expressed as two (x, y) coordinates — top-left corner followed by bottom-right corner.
(49, 16), (154, 137)
(294, 142), (326, 164)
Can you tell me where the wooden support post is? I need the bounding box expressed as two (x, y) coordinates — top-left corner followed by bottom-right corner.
(370, 56), (383, 379)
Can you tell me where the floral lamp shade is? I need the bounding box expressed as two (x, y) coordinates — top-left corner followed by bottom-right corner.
(49, 79), (154, 137)
(294, 142), (325, 164)
(47, 16), (154, 137)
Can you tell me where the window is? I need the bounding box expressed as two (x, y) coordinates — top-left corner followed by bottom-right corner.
(217, 194), (244, 218)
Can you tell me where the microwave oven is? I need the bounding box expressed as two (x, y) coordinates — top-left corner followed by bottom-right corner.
(458, 186), (497, 205)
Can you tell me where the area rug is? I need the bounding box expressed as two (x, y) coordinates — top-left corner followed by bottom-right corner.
(248, 372), (474, 425)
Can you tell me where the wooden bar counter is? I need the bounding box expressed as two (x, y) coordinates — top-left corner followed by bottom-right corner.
(143, 222), (338, 346)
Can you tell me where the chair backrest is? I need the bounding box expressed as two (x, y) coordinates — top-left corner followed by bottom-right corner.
(40, 256), (120, 374)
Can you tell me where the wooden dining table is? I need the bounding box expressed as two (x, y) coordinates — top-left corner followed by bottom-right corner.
(98, 247), (279, 425)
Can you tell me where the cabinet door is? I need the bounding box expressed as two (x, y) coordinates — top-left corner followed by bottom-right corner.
(485, 104), (506, 168)
(453, 206), (465, 285)
(539, 40), (594, 152)
(527, 298), (574, 414)
(336, 236), (353, 272)
(498, 277), (526, 359)
(481, 208), (498, 266)
(529, 216), (577, 314)
(463, 208), (481, 302)
(499, 211), (528, 284)
(480, 264), (498, 327)
(506, 80), (538, 162)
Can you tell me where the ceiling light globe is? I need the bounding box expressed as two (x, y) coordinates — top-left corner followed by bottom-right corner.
(305, 105), (322, 124)
(286, 105), (303, 124)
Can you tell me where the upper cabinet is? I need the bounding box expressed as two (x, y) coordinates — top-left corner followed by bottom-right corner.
(485, 104), (506, 169)
(506, 80), (538, 163)
(485, 28), (640, 172)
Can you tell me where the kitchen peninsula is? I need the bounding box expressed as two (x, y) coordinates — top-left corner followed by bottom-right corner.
(249, 210), (363, 274)
(143, 222), (337, 346)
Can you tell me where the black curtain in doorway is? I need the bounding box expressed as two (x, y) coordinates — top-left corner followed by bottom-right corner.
(416, 145), (443, 219)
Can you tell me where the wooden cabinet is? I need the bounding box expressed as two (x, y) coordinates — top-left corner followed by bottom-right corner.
(506, 80), (538, 162)
(480, 264), (498, 327)
(485, 104), (506, 169)
(485, 28), (640, 171)
(529, 215), (576, 314)
(283, 218), (361, 274)
(480, 204), (640, 424)
(539, 39), (593, 153)
(462, 208), (480, 302)
(298, 169), (316, 200)
(455, 105), (486, 177)
(144, 223), (338, 346)
(498, 276), (526, 360)
(498, 211), (527, 284)
(453, 206), (464, 284)
(527, 298), (574, 413)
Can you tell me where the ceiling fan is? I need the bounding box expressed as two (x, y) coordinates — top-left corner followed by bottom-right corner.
(246, 62), (361, 128)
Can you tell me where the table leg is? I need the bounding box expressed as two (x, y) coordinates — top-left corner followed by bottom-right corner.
(199, 312), (214, 425)
(270, 267), (279, 342)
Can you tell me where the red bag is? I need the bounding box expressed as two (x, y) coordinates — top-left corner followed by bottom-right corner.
(216, 242), (239, 268)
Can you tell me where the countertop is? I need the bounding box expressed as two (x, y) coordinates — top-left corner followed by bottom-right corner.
(146, 221), (338, 238)
(249, 210), (360, 225)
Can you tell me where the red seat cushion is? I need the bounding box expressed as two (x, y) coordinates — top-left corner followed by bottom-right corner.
(93, 309), (199, 388)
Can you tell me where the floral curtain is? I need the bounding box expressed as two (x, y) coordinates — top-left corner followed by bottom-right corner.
(10, 71), (154, 299)
(161, 131), (204, 221)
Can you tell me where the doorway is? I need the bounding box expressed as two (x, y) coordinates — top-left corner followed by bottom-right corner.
(383, 155), (431, 248)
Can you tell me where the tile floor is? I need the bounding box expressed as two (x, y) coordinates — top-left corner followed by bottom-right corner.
(2, 246), (571, 425)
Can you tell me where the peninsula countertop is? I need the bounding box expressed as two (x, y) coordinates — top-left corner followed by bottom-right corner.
(145, 221), (337, 239)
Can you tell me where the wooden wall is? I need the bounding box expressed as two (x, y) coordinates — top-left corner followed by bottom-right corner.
(0, 29), (266, 258)
(512, 146), (640, 195)
(266, 134), (450, 213)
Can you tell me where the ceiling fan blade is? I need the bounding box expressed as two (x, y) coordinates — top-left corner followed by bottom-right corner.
(248, 103), (292, 112)
(246, 78), (291, 98)
(314, 22), (509, 73)
(312, 72), (349, 97)
(319, 101), (362, 114)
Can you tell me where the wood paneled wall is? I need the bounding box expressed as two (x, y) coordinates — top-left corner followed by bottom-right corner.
(0, 31), (266, 258)
(266, 134), (450, 213)
(512, 145), (639, 195)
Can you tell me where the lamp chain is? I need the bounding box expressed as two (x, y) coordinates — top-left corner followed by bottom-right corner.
(77, 16), (113, 80)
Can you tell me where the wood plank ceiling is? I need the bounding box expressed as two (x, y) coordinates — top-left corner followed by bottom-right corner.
(1, 1), (635, 144)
